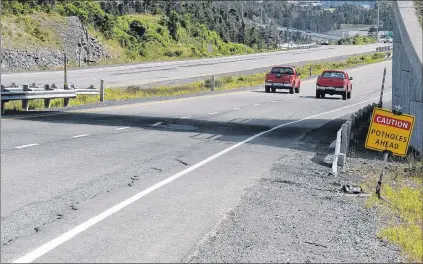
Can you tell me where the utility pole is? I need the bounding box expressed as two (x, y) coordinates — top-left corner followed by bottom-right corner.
(376, 0), (380, 41)
(241, 1), (244, 19)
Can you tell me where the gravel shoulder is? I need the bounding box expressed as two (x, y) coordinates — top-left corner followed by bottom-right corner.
(185, 113), (405, 263)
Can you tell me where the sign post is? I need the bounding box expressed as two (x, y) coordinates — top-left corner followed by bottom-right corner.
(365, 107), (415, 197)
(378, 67), (386, 107)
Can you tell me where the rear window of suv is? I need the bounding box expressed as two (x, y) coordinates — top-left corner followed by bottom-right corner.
(322, 72), (344, 79)
(271, 67), (294, 74)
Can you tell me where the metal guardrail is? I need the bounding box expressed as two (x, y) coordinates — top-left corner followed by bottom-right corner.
(279, 42), (318, 50)
(332, 103), (377, 176)
(1, 82), (104, 112)
(376, 45), (393, 52)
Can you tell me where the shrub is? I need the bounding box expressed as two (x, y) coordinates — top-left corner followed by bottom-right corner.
(205, 78), (223, 88)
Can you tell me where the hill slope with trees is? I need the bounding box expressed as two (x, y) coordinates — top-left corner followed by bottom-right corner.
(1, 0), (394, 72)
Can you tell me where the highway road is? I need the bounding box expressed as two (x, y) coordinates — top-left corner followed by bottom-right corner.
(2, 44), (384, 89)
(1, 60), (392, 263)
(277, 26), (342, 41)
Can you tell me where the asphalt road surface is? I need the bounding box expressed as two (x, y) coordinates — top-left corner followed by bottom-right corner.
(2, 44), (385, 89)
(1, 60), (392, 263)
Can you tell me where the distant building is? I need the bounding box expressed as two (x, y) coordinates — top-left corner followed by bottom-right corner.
(321, 1), (375, 8)
(297, 1), (322, 7)
(288, 1), (323, 7)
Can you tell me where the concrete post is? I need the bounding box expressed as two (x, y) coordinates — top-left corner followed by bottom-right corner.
(44, 84), (51, 108)
(211, 75), (215, 92)
(100, 80), (104, 102)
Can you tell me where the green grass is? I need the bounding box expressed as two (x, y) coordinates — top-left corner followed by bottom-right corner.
(337, 35), (377, 45)
(1, 12), (63, 50)
(363, 161), (423, 262)
(2, 52), (387, 112)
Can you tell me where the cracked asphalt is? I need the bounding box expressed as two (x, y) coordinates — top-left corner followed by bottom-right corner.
(0, 60), (401, 262)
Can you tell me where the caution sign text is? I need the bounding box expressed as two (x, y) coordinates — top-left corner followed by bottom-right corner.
(365, 107), (415, 157)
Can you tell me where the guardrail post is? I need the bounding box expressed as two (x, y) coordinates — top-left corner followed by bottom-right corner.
(345, 120), (352, 152)
(332, 128), (341, 176)
(339, 124), (348, 167)
(100, 80), (104, 102)
(44, 84), (51, 108)
(211, 75), (215, 92)
(64, 98), (70, 107)
(378, 67), (387, 107)
(22, 84), (30, 111)
(358, 109), (364, 121)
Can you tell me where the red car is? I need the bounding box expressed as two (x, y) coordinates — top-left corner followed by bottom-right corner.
(265, 66), (301, 94)
(316, 70), (353, 100)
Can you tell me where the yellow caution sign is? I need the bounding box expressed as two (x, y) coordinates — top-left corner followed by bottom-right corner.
(365, 107), (415, 157)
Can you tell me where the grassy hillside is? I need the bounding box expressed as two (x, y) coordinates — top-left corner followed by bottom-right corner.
(337, 35), (377, 45)
(1, 1), (258, 69)
(87, 13), (254, 64)
(1, 12), (64, 51)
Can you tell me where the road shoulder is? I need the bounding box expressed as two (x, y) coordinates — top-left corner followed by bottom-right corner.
(185, 118), (405, 263)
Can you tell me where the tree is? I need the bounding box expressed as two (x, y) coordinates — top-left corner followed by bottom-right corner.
(168, 10), (180, 41)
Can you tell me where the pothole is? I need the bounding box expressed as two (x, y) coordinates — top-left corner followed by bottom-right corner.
(149, 122), (198, 131)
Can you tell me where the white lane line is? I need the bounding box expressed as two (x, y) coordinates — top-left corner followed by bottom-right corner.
(114, 127), (130, 130)
(180, 116), (191, 119)
(253, 104), (260, 107)
(70, 134), (89, 139)
(12, 92), (392, 264)
(15, 143), (39, 149)
(270, 101), (277, 103)
(231, 107), (241, 111)
(208, 112), (219, 115)
(151, 122), (162, 127)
